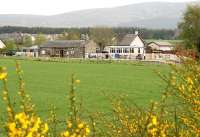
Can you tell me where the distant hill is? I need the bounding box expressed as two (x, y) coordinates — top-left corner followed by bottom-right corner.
(0, 1), (198, 29)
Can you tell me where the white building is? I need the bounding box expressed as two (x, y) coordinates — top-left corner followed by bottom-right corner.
(0, 40), (6, 49)
(148, 41), (174, 52)
(16, 45), (39, 57)
(105, 32), (146, 59)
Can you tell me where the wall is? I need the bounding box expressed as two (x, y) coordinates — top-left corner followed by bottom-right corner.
(130, 36), (145, 54)
(85, 40), (99, 54)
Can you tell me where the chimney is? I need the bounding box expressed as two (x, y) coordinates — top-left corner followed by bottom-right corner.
(135, 31), (139, 35)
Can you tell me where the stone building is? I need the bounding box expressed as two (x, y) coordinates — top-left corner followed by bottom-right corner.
(39, 40), (98, 58)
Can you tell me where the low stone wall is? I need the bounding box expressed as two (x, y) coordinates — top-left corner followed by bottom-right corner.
(145, 53), (180, 62)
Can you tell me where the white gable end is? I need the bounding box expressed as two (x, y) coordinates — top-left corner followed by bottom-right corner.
(0, 40), (6, 49)
(159, 46), (173, 51)
(130, 36), (144, 47)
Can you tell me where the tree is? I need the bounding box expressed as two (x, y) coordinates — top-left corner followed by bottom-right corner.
(57, 32), (69, 40)
(0, 39), (17, 55)
(66, 30), (81, 40)
(3, 39), (16, 51)
(89, 27), (115, 52)
(35, 33), (47, 45)
(57, 30), (81, 40)
(178, 4), (200, 53)
(23, 35), (33, 47)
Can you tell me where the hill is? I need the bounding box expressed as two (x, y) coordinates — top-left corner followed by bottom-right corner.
(0, 1), (197, 29)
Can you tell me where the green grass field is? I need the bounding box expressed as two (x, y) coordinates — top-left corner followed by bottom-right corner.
(0, 58), (170, 120)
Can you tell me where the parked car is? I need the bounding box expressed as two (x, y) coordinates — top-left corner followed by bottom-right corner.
(88, 53), (97, 58)
(136, 54), (143, 60)
(6, 50), (16, 56)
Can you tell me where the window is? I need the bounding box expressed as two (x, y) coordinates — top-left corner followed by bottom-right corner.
(138, 48), (141, 53)
(116, 48), (120, 53)
(41, 50), (46, 55)
(71, 51), (74, 54)
(130, 48), (134, 53)
(113, 48), (115, 53)
(124, 48), (129, 53)
(110, 48), (115, 53)
(119, 48), (122, 53)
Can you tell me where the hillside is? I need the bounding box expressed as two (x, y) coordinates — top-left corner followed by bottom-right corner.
(0, 2), (196, 29)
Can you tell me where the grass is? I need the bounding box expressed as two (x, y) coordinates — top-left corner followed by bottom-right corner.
(0, 58), (170, 120)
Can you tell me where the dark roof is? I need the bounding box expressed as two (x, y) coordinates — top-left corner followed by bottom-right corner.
(40, 40), (87, 48)
(118, 34), (137, 46)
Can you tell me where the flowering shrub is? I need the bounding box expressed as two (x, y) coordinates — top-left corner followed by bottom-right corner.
(88, 59), (200, 137)
(92, 96), (172, 137)
(7, 112), (48, 137)
(165, 59), (200, 136)
(60, 75), (90, 137)
(61, 120), (90, 137)
(0, 67), (7, 80)
(0, 63), (49, 137)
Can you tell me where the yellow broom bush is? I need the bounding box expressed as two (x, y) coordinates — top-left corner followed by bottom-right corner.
(60, 75), (90, 137)
(164, 59), (200, 136)
(0, 63), (49, 137)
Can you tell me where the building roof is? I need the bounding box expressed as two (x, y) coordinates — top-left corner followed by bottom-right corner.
(118, 34), (137, 46)
(149, 41), (174, 47)
(40, 40), (88, 48)
(22, 45), (39, 50)
(0, 40), (6, 49)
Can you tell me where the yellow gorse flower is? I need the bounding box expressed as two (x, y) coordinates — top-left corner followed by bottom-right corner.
(187, 77), (194, 85)
(75, 79), (81, 84)
(0, 67), (7, 80)
(7, 112), (49, 137)
(61, 121), (90, 137)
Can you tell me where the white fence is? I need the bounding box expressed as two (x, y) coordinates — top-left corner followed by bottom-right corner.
(86, 53), (180, 62)
(15, 52), (39, 57)
(145, 53), (180, 62)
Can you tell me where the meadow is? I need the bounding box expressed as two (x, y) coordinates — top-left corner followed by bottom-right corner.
(0, 58), (169, 120)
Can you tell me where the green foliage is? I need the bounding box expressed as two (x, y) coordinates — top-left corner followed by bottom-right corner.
(35, 33), (47, 45)
(58, 30), (81, 40)
(66, 30), (81, 40)
(57, 32), (69, 40)
(3, 39), (16, 51)
(89, 27), (115, 51)
(178, 4), (200, 52)
(23, 35), (33, 47)
(0, 26), (177, 40)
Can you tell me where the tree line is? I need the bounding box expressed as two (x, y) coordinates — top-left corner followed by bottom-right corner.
(0, 26), (177, 40)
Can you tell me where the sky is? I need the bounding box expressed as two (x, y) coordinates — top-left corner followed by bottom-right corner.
(0, 0), (195, 15)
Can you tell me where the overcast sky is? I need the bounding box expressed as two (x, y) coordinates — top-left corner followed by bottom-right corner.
(0, 0), (195, 15)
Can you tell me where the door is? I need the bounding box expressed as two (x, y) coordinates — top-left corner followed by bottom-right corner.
(60, 50), (64, 57)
